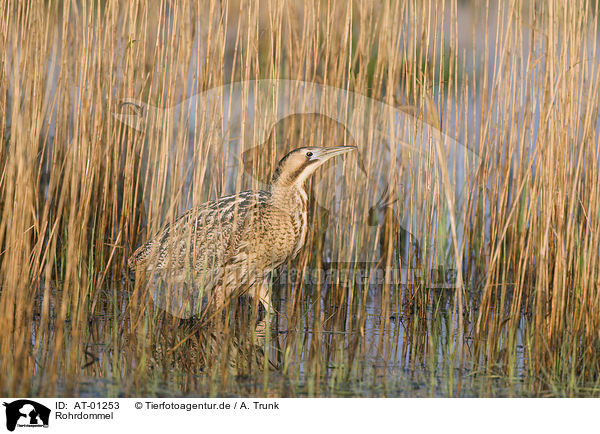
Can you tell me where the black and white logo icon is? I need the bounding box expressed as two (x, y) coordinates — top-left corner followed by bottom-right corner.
(3, 400), (50, 432)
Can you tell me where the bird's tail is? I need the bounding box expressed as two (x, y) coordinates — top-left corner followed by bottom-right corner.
(127, 243), (148, 269)
(127, 254), (138, 269)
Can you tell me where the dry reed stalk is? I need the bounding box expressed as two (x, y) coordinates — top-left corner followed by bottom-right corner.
(0, 0), (599, 397)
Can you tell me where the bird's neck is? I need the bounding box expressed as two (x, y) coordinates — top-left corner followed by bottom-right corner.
(269, 183), (308, 211)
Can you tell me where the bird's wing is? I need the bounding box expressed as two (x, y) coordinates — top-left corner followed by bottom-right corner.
(217, 191), (281, 294)
(129, 191), (269, 289)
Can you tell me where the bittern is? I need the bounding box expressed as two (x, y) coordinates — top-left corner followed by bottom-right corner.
(128, 146), (356, 313)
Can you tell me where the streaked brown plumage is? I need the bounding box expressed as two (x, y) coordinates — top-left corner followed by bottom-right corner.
(128, 146), (356, 312)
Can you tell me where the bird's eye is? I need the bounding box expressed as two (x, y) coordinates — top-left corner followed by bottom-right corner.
(306, 152), (313, 158)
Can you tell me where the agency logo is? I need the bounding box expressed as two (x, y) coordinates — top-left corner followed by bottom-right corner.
(3, 400), (50, 432)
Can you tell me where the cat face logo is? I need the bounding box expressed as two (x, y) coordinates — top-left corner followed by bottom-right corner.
(3, 400), (50, 432)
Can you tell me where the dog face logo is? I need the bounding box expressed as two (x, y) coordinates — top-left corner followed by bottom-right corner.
(3, 400), (50, 431)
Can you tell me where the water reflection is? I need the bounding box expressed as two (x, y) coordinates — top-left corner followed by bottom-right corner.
(73, 274), (558, 398)
(154, 298), (282, 378)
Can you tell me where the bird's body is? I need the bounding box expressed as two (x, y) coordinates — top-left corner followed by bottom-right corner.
(129, 146), (356, 312)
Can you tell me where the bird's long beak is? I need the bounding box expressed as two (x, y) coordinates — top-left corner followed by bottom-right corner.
(317, 146), (357, 162)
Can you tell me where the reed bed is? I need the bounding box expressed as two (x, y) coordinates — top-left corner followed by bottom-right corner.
(0, 0), (599, 397)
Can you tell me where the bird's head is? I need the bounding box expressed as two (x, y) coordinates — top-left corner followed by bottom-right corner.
(270, 146), (357, 189)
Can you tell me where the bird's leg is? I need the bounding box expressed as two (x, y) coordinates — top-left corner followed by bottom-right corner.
(250, 278), (276, 316)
